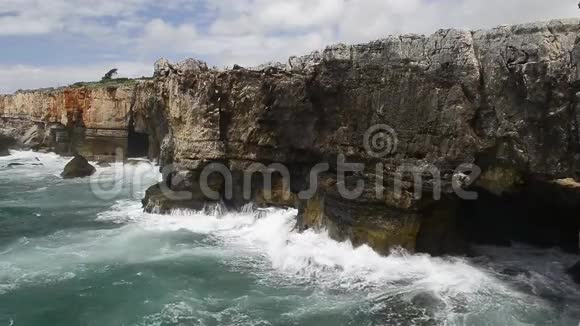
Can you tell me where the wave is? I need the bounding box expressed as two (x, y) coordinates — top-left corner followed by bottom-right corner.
(105, 205), (580, 324)
(2, 200), (579, 323)
(1, 150), (579, 324)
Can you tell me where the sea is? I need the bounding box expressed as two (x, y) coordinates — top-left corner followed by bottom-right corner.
(0, 150), (579, 326)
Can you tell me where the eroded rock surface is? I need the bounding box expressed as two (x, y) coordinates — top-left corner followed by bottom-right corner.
(138, 19), (580, 254)
(3, 19), (580, 255)
(61, 155), (96, 179)
(0, 134), (14, 156)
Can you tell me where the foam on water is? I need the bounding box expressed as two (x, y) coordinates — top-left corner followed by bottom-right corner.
(96, 205), (578, 324)
(1, 150), (579, 325)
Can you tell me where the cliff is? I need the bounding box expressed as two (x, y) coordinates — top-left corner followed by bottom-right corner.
(0, 83), (148, 159)
(2, 19), (580, 256)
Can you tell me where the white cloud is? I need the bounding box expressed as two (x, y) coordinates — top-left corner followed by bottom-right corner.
(0, 15), (61, 35)
(0, 0), (193, 37)
(0, 0), (577, 92)
(138, 19), (198, 51)
(210, 0), (344, 34)
(337, 0), (575, 42)
(199, 0), (577, 65)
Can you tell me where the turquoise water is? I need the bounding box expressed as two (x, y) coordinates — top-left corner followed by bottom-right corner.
(0, 151), (579, 326)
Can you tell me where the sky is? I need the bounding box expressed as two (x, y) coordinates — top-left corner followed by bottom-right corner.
(0, 0), (576, 93)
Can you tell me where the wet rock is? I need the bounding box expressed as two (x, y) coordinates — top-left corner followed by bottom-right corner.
(7, 162), (43, 167)
(61, 155), (96, 179)
(142, 182), (206, 214)
(0, 134), (15, 157)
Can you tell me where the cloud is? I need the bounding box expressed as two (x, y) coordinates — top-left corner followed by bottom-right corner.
(138, 19), (198, 51)
(209, 0), (344, 35)
(0, 0), (577, 92)
(334, 0), (575, 42)
(135, 17), (333, 67)
(0, 15), (61, 35)
(0, 0), (194, 37)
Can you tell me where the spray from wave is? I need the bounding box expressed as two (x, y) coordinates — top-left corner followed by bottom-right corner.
(1, 151), (579, 325)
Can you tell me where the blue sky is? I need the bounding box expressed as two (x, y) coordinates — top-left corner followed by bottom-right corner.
(0, 0), (575, 93)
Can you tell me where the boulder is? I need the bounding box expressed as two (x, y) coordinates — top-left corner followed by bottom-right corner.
(0, 135), (15, 157)
(61, 155), (96, 179)
(569, 261), (580, 284)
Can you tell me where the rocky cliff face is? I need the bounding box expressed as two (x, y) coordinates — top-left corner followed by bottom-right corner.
(0, 85), (145, 159)
(2, 18), (580, 256)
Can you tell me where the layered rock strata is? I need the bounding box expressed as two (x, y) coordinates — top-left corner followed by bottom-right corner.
(0, 85), (149, 160)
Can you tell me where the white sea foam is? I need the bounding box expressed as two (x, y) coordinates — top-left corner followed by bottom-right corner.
(1, 151), (579, 324)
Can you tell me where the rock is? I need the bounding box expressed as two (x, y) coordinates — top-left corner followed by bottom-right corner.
(153, 58), (171, 77)
(137, 18), (580, 255)
(475, 166), (525, 197)
(6, 162), (43, 167)
(174, 58), (208, 75)
(0, 135), (15, 157)
(569, 261), (580, 284)
(61, 155), (96, 179)
(250, 61), (288, 72)
(20, 125), (45, 149)
(3, 18), (580, 256)
(142, 182), (206, 214)
(153, 58), (208, 77)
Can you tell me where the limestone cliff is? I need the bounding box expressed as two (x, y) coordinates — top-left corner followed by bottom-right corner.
(0, 84), (147, 159)
(2, 19), (580, 256)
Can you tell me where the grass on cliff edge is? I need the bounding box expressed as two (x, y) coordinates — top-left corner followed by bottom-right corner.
(70, 77), (153, 89)
(12, 77), (154, 94)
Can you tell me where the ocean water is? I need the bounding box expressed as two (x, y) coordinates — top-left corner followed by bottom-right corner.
(0, 150), (579, 326)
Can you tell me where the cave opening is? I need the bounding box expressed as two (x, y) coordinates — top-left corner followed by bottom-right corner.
(457, 178), (580, 254)
(127, 118), (150, 158)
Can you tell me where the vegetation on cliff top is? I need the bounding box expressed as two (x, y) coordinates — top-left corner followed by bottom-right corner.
(69, 77), (152, 89)
(12, 76), (153, 94)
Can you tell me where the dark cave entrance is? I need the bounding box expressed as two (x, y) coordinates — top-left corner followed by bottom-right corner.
(127, 118), (150, 158)
(457, 178), (580, 253)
